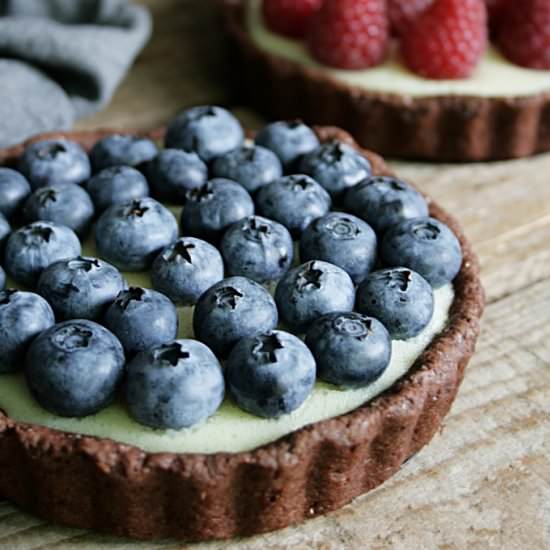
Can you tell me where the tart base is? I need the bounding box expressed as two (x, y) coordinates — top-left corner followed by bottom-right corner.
(223, 0), (550, 162)
(0, 126), (484, 541)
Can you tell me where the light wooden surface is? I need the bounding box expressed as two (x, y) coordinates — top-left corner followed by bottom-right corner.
(2, 1), (550, 548)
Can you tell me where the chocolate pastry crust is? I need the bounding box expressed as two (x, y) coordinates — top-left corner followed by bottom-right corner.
(0, 126), (484, 541)
(223, 0), (550, 162)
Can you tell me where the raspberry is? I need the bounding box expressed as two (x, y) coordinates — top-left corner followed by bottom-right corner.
(262, 0), (323, 39)
(388, 0), (433, 35)
(495, 0), (550, 70)
(400, 0), (488, 79)
(307, 0), (389, 70)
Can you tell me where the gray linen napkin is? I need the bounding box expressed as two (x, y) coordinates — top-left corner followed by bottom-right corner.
(0, 0), (152, 147)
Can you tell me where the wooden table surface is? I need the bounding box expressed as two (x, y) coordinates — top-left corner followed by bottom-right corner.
(2, 1), (550, 548)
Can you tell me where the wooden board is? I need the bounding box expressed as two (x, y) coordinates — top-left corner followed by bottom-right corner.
(1, 0), (550, 548)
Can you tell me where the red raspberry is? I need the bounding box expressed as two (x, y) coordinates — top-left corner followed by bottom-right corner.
(400, 0), (488, 79)
(388, 0), (433, 35)
(495, 0), (550, 70)
(262, 0), (323, 39)
(307, 0), (389, 70)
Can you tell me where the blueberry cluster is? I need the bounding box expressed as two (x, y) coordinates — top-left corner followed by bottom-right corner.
(0, 108), (463, 430)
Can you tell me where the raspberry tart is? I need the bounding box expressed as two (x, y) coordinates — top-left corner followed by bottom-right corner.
(223, 0), (550, 161)
(0, 109), (483, 540)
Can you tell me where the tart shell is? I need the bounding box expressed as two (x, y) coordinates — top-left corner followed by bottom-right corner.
(222, 0), (550, 162)
(0, 126), (484, 541)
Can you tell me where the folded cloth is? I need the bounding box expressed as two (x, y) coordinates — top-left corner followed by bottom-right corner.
(0, 0), (152, 148)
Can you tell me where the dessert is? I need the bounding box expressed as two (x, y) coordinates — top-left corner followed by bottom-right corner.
(0, 112), (483, 540)
(223, 0), (550, 161)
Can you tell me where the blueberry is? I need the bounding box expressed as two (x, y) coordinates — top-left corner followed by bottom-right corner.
(0, 267), (5, 291)
(221, 216), (293, 283)
(275, 260), (355, 333)
(18, 139), (91, 190)
(165, 106), (244, 162)
(381, 217), (462, 288)
(0, 168), (31, 220)
(95, 198), (178, 271)
(255, 175), (331, 238)
(356, 268), (434, 339)
(180, 179), (254, 243)
(5, 222), (81, 287)
(255, 121), (319, 170)
(343, 176), (429, 234)
(211, 144), (283, 194)
(90, 134), (158, 172)
(0, 212), (11, 251)
(25, 320), (125, 417)
(151, 237), (224, 305)
(23, 183), (95, 237)
(299, 141), (372, 200)
(299, 212), (377, 284)
(0, 290), (55, 373)
(126, 339), (224, 429)
(193, 276), (278, 357)
(226, 330), (316, 418)
(147, 149), (207, 203)
(103, 287), (178, 356)
(38, 257), (127, 321)
(306, 313), (391, 389)
(86, 166), (150, 212)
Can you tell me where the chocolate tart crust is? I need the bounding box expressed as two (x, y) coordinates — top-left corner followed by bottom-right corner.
(222, 0), (550, 162)
(0, 126), (484, 541)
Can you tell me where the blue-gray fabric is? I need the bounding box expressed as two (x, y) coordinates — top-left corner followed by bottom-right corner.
(0, 0), (151, 147)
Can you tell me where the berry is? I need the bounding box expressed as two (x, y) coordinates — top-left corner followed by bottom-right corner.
(389, 0), (432, 35)
(262, 0), (323, 38)
(38, 257), (127, 321)
(25, 320), (125, 417)
(495, 0), (550, 70)
(306, 312), (391, 388)
(343, 176), (429, 234)
(147, 149), (208, 203)
(193, 276), (278, 358)
(381, 217), (462, 288)
(86, 166), (150, 212)
(0, 213), (11, 252)
(180, 179), (255, 243)
(299, 140), (372, 200)
(356, 268), (434, 339)
(165, 106), (244, 162)
(275, 260), (356, 333)
(256, 121), (319, 170)
(18, 139), (91, 190)
(401, 0), (487, 79)
(221, 215), (293, 283)
(0, 267), (5, 291)
(255, 175), (331, 238)
(299, 212), (377, 284)
(126, 339), (224, 430)
(103, 287), (179, 356)
(211, 144), (283, 194)
(0, 168), (31, 220)
(95, 198), (178, 271)
(0, 290), (55, 373)
(23, 183), (95, 237)
(151, 237), (224, 306)
(307, 0), (389, 70)
(226, 330), (316, 418)
(90, 135), (158, 172)
(5, 221), (81, 287)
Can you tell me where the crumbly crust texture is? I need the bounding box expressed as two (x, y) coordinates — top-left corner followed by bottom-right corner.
(0, 126), (484, 541)
(223, 0), (550, 162)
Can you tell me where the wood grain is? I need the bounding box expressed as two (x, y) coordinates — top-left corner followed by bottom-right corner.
(1, 0), (549, 548)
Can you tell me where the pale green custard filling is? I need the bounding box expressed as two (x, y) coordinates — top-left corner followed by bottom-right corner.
(248, 0), (550, 98)
(0, 213), (455, 453)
